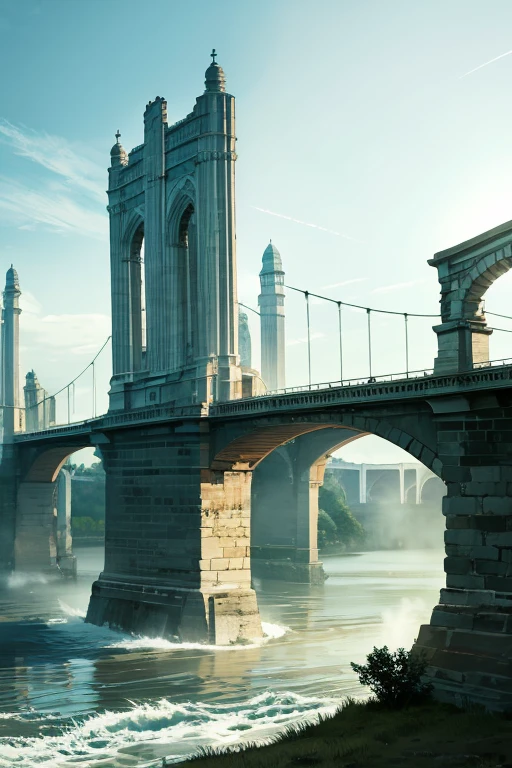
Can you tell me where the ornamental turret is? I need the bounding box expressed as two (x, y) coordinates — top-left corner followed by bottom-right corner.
(258, 241), (285, 390)
(2, 265), (23, 436)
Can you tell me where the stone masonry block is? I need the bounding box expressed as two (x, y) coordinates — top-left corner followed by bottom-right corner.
(223, 547), (246, 558)
(444, 556), (472, 575)
(465, 482), (506, 497)
(444, 530), (483, 546)
(201, 538), (224, 559)
(440, 588), (495, 607)
(446, 574), (486, 590)
(443, 497), (480, 516)
(199, 559), (211, 570)
(217, 570), (249, 584)
(470, 467), (502, 483)
(487, 533), (512, 547)
(483, 497), (512, 515)
(228, 558), (244, 569)
(211, 558), (229, 570)
(474, 560), (509, 577)
(235, 537), (250, 548)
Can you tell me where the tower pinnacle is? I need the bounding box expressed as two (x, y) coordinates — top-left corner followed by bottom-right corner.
(110, 130), (127, 167)
(205, 50), (226, 93)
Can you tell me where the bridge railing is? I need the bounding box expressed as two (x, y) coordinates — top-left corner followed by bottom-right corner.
(255, 366), (436, 398)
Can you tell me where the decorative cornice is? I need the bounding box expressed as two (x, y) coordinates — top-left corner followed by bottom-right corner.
(195, 150), (237, 164)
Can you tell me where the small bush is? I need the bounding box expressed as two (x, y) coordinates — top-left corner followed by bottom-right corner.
(350, 645), (432, 709)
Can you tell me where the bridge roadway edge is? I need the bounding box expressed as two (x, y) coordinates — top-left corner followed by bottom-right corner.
(7, 365), (512, 707)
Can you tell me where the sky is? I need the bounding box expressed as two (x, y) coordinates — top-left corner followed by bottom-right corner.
(2, 0), (512, 464)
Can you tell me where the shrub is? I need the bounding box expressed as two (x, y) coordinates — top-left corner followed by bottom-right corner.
(350, 646), (432, 709)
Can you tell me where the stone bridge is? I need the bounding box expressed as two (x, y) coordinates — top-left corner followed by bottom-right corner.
(3, 56), (512, 712)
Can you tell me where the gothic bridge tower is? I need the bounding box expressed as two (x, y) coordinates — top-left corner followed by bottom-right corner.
(107, 52), (242, 410)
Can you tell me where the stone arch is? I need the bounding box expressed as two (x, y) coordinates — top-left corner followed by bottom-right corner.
(224, 415), (443, 583)
(430, 220), (512, 373)
(15, 442), (93, 573)
(211, 414), (442, 477)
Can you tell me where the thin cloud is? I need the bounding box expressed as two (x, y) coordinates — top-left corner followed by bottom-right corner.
(371, 280), (423, 295)
(287, 331), (325, 346)
(459, 49), (512, 79)
(252, 206), (365, 243)
(0, 176), (107, 240)
(319, 278), (368, 291)
(0, 120), (105, 202)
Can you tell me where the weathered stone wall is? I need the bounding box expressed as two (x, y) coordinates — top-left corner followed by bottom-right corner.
(86, 421), (261, 644)
(414, 402), (512, 710)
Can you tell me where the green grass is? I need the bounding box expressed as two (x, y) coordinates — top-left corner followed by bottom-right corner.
(180, 698), (512, 768)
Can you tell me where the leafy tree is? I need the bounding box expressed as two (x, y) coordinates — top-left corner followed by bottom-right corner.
(318, 471), (365, 549)
(318, 509), (337, 548)
(72, 516), (105, 537)
(350, 646), (432, 709)
(70, 461), (106, 522)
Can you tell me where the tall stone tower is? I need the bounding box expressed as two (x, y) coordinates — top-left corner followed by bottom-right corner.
(238, 309), (252, 368)
(107, 52), (242, 410)
(24, 370), (55, 432)
(258, 242), (285, 390)
(2, 266), (23, 437)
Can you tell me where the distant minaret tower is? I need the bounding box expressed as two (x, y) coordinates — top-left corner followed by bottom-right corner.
(2, 266), (22, 436)
(258, 241), (285, 390)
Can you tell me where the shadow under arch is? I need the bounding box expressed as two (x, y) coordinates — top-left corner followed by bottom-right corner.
(240, 417), (444, 583)
(14, 441), (99, 573)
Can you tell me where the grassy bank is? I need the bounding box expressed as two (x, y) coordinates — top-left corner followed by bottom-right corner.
(183, 698), (512, 767)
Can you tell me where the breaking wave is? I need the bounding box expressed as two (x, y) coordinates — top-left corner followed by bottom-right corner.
(105, 621), (290, 651)
(0, 691), (339, 768)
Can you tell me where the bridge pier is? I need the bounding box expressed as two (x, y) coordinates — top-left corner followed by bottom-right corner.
(251, 428), (361, 584)
(86, 424), (262, 644)
(414, 404), (512, 710)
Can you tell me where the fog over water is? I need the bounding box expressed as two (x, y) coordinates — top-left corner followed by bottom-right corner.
(0, 546), (444, 767)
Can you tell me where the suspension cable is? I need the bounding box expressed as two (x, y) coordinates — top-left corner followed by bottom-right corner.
(285, 284), (440, 318)
(237, 301), (260, 317)
(33, 336), (112, 410)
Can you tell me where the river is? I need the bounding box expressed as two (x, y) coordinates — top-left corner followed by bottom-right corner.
(0, 546), (444, 767)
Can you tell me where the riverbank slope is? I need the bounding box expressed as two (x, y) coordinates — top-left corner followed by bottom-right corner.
(184, 699), (512, 767)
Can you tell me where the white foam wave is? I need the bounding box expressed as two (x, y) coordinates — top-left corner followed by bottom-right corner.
(0, 691), (340, 768)
(105, 621), (291, 651)
(57, 599), (86, 618)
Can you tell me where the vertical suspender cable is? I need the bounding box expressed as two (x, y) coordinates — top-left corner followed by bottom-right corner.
(92, 362), (96, 418)
(72, 382), (75, 414)
(305, 291), (312, 388)
(67, 385), (70, 424)
(367, 308), (372, 379)
(404, 313), (409, 378)
(337, 301), (343, 383)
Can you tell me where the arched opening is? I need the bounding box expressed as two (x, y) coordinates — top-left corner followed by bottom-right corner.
(475, 268), (512, 365)
(128, 221), (144, 372)
(177, 203), (198, 367)
(15, 445), (104, 579)
(431, 221), (512, 372)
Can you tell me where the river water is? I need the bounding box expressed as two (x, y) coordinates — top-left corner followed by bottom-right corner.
(0, 547), (444, 768)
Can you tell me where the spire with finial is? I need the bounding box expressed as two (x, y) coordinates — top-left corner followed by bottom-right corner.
(205, 48), (226, 93)
(110, 129), (128, 167)
(6, 263), (20, 291)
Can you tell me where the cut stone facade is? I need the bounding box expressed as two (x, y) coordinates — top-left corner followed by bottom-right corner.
(107, 57), (244, 410)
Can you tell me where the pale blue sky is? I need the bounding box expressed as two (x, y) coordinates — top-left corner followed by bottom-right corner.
(1, 0), (512, 463)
